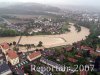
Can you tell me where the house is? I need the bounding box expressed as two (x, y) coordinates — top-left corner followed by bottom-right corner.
(75, 52), (82, 58)
(0, 50), (6, 64)
(27, 51), (41, 61)
(32, 64), (52, 75)
(0, 62), (12, 75)
(0, 42), (10, 54)
(75, 54), (81, 58)
(81, 46), (94, 54)
(81, 46), (94, 51)
(6, 50), (19, 65)
(40, 57), (64, 72)
(67, 57), (77, 63)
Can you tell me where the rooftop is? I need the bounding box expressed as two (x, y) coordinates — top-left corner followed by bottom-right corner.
(0, 63), (12, 75)
(28, 51), (41, 59)
(7, 50), (18, 59)
(67, 57), (77, 63)
(0, 42), (10, 49)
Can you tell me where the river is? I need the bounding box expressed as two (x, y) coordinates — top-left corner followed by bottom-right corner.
(0, 23), (90, 48)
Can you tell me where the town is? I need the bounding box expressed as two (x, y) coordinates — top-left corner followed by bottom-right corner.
(0, 15), (70, 36)
(0, 1), (100, 75)
(0, 34), (100, 75)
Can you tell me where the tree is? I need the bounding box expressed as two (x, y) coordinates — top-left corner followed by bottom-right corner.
(37, 41), (43, 47)
(13, 41), (16, 45)
(9, 43), (12, 46)
(24, 65), (32, 75)
(26, 44), (31, 51)
(13, 47), (19, 52)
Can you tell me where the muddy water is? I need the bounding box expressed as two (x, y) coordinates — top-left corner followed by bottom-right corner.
(0, 24), (90, 48)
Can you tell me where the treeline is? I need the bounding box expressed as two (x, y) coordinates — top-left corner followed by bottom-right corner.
(76, 20), (100, 49)
(74, 24), (81, 32)
(76, 21), (100, 34)
(0, 29), (20, 37)
(0, 29), (52, 37)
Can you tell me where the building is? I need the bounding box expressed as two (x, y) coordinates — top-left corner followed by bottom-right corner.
(27, 51), (41, 61)
(0, 49), (6, 64)
(67, 57), (77, 63)
(40, 57), (64, 72)
(75, 54), (82, 58)
(0, 53), (4, 64)
(32, 64), (52, 75)
(6, 50), (19, 65)
(81, 46), (94, 54)
(0, 42), (10, 54)
(0, 62), (12, 75)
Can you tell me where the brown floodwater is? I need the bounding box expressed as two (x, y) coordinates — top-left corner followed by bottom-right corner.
(0, 24), (90, 48)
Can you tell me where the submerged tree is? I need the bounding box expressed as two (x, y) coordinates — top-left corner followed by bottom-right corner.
(37, 41), (43, 47)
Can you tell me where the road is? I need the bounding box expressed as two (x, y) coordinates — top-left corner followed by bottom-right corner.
(0, 17), (12, 25)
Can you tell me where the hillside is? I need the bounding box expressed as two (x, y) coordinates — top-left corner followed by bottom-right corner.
(0, 3), (61, 15)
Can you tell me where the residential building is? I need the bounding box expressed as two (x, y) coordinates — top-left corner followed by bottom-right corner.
(0, 62), (12, 75)
(0, 49), (6, 64)
(0, 42), (10, 54)
(81, 46), (94, 54)
(32, 64), (52, 75)
(6, 50), (19, 65)
(27, 51), (41, 61)
(40, 57), (64, 72)
(67, 57), (77, 63)
(0, 54), (4, 64)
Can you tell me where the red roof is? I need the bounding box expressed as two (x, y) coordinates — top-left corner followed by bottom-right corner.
(28, 51), (41, 59)
(81, 46), (94, 50)
(7, 50), (18, 59)
(75, 55), (81, 58)
(67, 57), (77, 63)
(81, 46), (95, 54)
(0, 42), (10, 49)
(77, 53), (82, 56)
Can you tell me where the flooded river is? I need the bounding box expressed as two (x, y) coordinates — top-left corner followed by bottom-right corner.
(0, 24), (90, 48)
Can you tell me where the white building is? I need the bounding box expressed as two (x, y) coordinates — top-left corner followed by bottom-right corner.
(6, 50), (19, 65)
